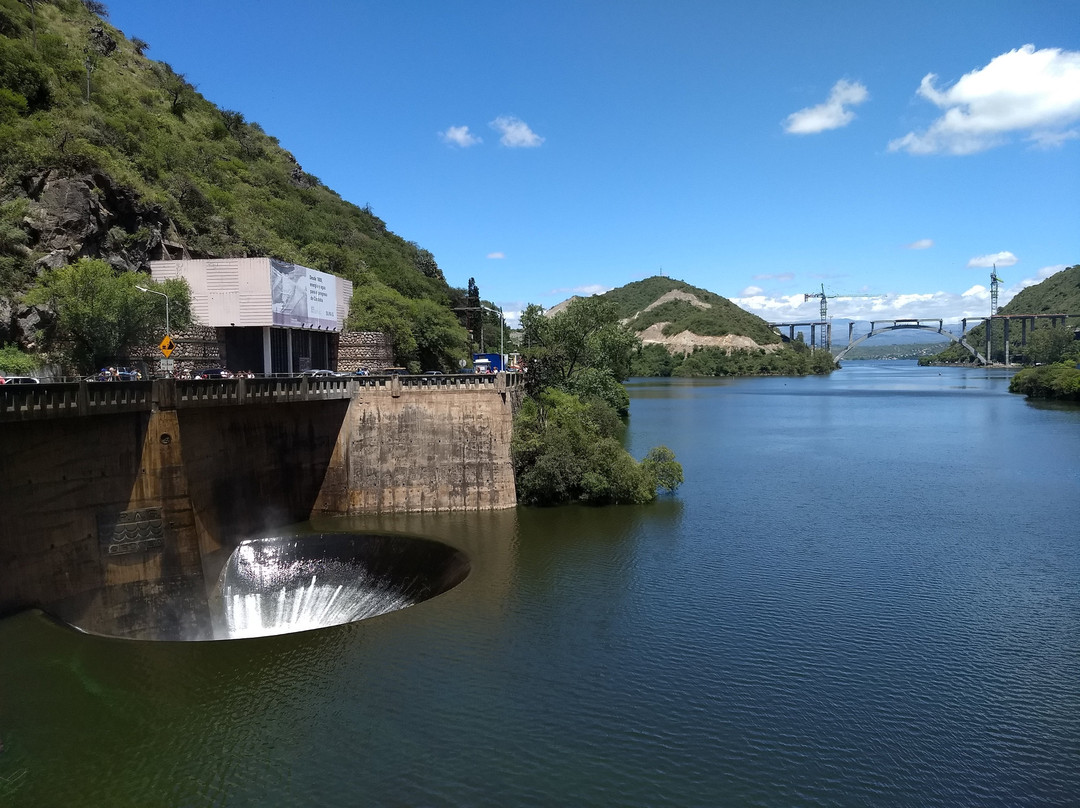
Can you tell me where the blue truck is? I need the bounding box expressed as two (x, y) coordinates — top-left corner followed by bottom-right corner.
(472, 353), (502, 373)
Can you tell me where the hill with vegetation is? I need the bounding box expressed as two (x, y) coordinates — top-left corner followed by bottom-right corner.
(0, 0), (476, 370)
(602, 275), (783, 351)
(555, 275), (835, 377)
(924, 264), (1080, 365)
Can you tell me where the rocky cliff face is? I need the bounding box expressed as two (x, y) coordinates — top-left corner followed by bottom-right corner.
(2, 168), (184, 345)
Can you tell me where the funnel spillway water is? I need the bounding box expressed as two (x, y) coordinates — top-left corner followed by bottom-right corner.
(216, 533), (469, 639)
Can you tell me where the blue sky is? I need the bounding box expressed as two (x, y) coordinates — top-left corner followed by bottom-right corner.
(105, 0), (1079, 325)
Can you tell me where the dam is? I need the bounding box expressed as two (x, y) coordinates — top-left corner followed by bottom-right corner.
(0, 373), (519, 640)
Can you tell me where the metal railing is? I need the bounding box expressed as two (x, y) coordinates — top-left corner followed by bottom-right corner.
(1, 372), (521, 422)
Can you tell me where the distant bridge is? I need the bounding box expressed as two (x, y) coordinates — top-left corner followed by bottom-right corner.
(769, 313), (1080, 365)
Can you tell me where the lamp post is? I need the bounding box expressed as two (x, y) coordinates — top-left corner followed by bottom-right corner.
(453, 304), (506, 370)
(136, 284), (170, 372)
(482, 304), (504, 370)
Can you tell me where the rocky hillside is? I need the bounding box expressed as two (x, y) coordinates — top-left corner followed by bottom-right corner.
(596, 275), (783, 354)
(0, 0), (457, 350)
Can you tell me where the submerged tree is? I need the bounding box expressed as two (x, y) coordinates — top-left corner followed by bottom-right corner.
(512, 298), (683, 505)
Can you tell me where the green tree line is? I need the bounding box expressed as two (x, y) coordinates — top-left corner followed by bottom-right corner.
(513, 297), (683, 505)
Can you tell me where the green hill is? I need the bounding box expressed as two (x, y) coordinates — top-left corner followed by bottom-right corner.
(0, 0), (468, 367)
(1000, 265), (1080, 314)
(926, 265), (1080, 364)
(601, 275), (782, 347)
(561, 275), (835, 376)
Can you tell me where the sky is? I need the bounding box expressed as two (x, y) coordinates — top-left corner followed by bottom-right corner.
(103, 0), (1080, 326)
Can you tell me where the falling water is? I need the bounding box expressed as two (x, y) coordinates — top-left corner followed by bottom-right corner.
(216, 534), (469, 639)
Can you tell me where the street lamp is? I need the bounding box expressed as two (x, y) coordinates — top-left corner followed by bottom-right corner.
(482, 304), (504, 370)
(136, 284), (171, 372)
(453, 304), (506, 370)
(135, 284), (170, 336)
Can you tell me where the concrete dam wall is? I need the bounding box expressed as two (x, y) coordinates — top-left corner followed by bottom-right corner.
(0, 375), (519, 638)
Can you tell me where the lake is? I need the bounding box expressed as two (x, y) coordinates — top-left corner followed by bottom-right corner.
(1, 361), (1078, 806)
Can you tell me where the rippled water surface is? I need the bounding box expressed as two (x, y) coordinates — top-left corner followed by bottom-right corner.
(2, 361), (1079, 806)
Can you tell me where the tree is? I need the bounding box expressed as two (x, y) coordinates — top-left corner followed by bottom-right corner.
(511, 388), (682, 505)
(24, 259), (192, 373)
(153, 64), (195, 117)
(520, 297), (638, 406)
(346, 283), (417, 362)
(1027, 325), (1076, 365)
(465, 276), (480, 347)
(511, 299), (683, 505)
(346, 282), (469, 370)
(0, 344), (37, 375)
(641, 446), (684, 493)
(411, 297), (470, 371)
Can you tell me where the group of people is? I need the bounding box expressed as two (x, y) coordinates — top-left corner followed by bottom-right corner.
(94, 367), (140, 381)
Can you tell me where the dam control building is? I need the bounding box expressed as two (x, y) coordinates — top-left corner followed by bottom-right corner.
(150, 258), (354, 374)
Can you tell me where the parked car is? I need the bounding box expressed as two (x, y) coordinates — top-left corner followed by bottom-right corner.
(193, 368), (231, 379)
(300, 369), (341, 377)
(1, 376), (40, 384)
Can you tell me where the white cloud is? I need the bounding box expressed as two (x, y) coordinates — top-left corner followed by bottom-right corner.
(547, 283), (611, 296)
(967, 251), (1018, 268)
(730, 287), (1007, 322)
(741, 285), (764, 296)
(439, 125), (481, 148)
(490, 115), (545, 148)
(889, 45), (1080, 155)
(1013, 264), (1067, 293)
(1029, 129), (1080, 148)
(784, 79), (869, 134)
(906, 238), (934, 250)
(487, 252), (505, 259)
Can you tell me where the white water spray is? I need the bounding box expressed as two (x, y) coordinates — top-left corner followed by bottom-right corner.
(215, 535), (466, 639)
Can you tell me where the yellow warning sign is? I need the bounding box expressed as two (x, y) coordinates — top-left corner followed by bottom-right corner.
(159, 335), (175, 358)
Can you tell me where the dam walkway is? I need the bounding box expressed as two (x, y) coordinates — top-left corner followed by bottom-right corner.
(0, 372), (521, 422)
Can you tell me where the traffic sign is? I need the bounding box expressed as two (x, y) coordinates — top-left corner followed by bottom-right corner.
(159, 335), (175, 358)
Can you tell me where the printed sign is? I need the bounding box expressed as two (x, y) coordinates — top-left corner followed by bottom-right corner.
(270, 260), (339, 330)
(159, 335), (175, 357)
(98, 508), (165, 556)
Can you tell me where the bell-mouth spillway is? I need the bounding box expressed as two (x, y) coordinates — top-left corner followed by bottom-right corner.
(212, 533), (471, 640)
(40, 532), (471, 642)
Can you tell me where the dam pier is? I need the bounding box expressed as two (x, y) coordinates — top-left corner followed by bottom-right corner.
(0, 373), (520, 639)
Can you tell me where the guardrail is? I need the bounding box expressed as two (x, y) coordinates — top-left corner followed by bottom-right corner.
(1, 372), (521, 422)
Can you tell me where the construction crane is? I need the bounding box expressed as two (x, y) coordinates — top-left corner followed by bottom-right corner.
(990, 265), (1002, 315)
(802, 283), (882, 349)
(803, 283), (880, 321)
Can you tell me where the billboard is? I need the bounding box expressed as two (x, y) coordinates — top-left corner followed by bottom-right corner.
(270, 260), (339, 329)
